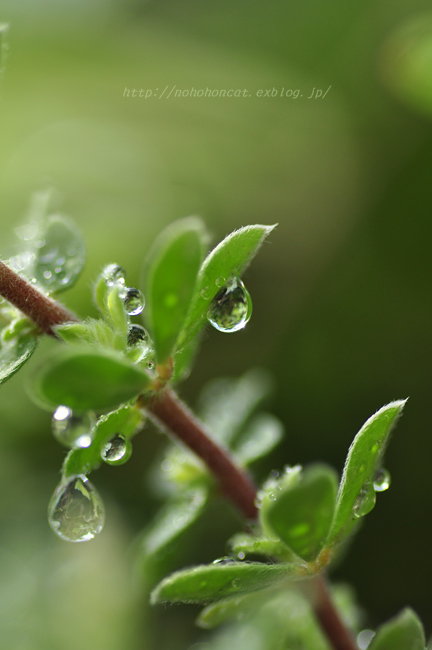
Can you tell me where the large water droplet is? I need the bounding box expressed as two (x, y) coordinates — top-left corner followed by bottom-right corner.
(373, 468), (391, 492)
(353, 484), (376, 518)
(127, 324), (150, 347)
(212, 557), (236, 565)
(48, 475), (105, 542)
(121, 287), (145, 316)
(207, 278), (252, 333)
(52, 406), (96, 449)
(103, 264), (126, 287)
(101, 434), (132, 465)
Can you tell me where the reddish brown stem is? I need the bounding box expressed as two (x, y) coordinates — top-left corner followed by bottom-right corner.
(0, 260), (78, 335)
(147, 387), (258, 520)
(0, 257), (357, 650)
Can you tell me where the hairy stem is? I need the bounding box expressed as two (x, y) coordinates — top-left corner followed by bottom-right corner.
(0, 259), (357, 650)
(0, 261), (78, 334)
(147, 387), (258, 520)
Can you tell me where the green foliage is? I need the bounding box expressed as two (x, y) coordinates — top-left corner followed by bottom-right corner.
(327, 400), (406, 547)
(0, 322), (37, 384)
(30, 345), (151, 411)
(145, 216), (207, 363)
(369, 608), (426, 650)
(150, 561), (296, 605)
(264, 464), (338, 561)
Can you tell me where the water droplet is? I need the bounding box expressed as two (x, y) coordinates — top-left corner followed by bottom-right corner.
(357, 630), (375, 650)
(231, 578), (240, 588)
(127, 324), (149, 348)
(121, 287), (145, 316)
(212, 557), (236, 565)
(207, 278), (252, 333)
(103, 264), (126, 287)
(215, 276), (226, 288)
(52, 407), (96, 449)
(147, 360), (155, 371)
(43, 270), (52, 280)
(237, 551), (246, 560)
(373, 468), (391, 492)
(353, 484), (376, 518)
(48, 475), (105, 542)
(101, 434), (132, 465)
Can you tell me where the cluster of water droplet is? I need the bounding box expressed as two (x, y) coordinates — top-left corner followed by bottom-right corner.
(207, 277), (252, 333)
(102, 264), (154, 366)
(52, 406), (96, 449)
(48, 475), (105, 543)
(353, 468), (391, 519)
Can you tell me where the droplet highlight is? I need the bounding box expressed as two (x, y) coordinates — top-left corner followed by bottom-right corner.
(373, 468), (391, 492)
(353, 484), (376, 519)
(103, 264), (126, 287)
(48, 475), (105, 542)
(127, 324), (150, 347)
(52, 406), (96, 449)
(121, 287), (145, 316)
(207, 278), (252, 333)
(101, 434), (132, 465)
(212, 557), (236, 565)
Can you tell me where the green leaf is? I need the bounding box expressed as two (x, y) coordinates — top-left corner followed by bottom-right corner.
(198, 368), (274, 446)
(265, 464), (338, 561)
(151, 561), (296, 605)
(229, 533), (297, 563)
(0, 331), (37, 384)
(63, 404), (143, 478)
(234, 413), (284, 466)
(139, 487), (208, 559)
(32, 214), (86, 294)
(369, 608), (426, 650)
(178, 224), (276, 348)
(30, 344), (151, 411)
(145, 217), (207, 363)
(197, 591), (269, 630)
(328, 401), (407, 546)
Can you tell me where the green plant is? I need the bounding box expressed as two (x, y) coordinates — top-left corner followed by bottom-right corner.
(0, 194), (428, 650)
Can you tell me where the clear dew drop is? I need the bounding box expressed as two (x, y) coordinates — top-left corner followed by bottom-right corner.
(103, 263), (126, 287)
(237, 551), (246, 560)
(101, 434), (132, 465)
(121, 287), (145, 316)
(37, 244), (82, 290)
(212, 557), (236, 565)
(207, 278), (252, 333)
(373, 468), (391, 492)
(52, 406), (96, 449)
(127, 324), (150, 348)
(48, 475), (105, 543)
(353, 484), (376, 519)
(357, 630), (375, 650)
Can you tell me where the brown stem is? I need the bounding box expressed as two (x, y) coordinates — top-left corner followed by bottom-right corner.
(147, 387), (258, 520)
(307, 575), (358, 650)
(0, 257), (357, 650)
(0, 260), (78, 335)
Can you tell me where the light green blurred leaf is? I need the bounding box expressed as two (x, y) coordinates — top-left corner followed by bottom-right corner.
(178, 224), (276, 348)
(30, 344), (151, 411)
(228, 532), (297, 563)
(265, 464), (338, 561)
(0, 331), (37, 384)
(151, 561), (295, 605)
(369, 608), (426, 650)
(139, 487), (208, 559)
(234, 413), (284, 466)
(328, 401), (406, 547)
(63, 403), (143, 478)
(145, 217), (207, 363)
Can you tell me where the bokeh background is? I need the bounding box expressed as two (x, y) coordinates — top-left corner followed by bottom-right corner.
(1, 0), (432, 648)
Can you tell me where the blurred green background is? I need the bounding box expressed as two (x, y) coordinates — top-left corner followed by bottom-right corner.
(1, 0), (432, 648)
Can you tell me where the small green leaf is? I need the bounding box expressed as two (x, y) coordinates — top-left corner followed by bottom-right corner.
(150, 561), (295, 605)
(178, 224), (276, 348)
(197, 591), (268, 630)
(145, 217), (207, 363)
(229, 533), (297, 563)
(139, 487), (208, 559)
(198, 368), (274, 446)
(0, 331), (37, 384)
(30, 345), (151, 411)
(63, 404), (143, 478)
(265, 464), (338, 561)
(32, 214), (86, 294)
(328, 401), (406, 546)
(234, 413), (284, 466)
(369, 608), (426, 650)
